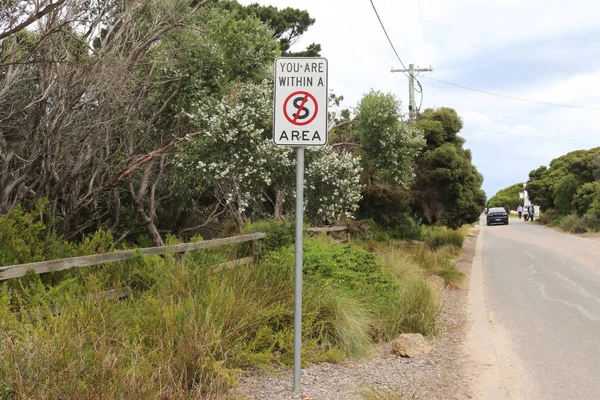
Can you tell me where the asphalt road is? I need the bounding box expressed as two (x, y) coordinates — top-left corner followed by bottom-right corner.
(482, 216), (600, 399)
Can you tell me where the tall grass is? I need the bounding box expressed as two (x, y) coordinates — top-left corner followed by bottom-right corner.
(424, 227), (464, 250)
(409, 245), (463, 287)
(375, 246), (439, 336)
(0, 214), (467, 398)
(0, 245), (374, 398)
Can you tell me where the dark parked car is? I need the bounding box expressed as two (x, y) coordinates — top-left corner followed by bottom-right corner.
(486, 207), (509, 226)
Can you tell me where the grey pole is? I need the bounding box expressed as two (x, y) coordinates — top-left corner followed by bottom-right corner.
(390, 64), (433, 121)
(293, 146), (305, 393)
(408, 63), (415, 120)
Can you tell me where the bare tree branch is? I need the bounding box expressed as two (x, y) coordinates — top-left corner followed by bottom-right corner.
(0, 0), (67, 41)
(77, 131), (202, 207)
(327, 119), (358, 133)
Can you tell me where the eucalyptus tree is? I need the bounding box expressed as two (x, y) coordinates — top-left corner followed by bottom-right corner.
(0, 0), (287, 244)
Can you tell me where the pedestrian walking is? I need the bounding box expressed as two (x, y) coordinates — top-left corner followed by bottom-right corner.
(529, 204), (535, 222)
(523, 206), (529, 221)
(517, 205), (523, 219)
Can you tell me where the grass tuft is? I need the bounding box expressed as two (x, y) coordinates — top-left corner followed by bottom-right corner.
(424, 227), (464, 250)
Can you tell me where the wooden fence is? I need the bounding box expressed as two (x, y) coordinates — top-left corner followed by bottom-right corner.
(0, 233), (265, 281)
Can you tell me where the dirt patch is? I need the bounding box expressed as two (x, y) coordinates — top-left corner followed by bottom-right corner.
(230, 229), (480, 400)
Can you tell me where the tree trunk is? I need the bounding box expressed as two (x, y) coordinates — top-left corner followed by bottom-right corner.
(274, 190), (284, 220)
(135, 202), (164, 247)
(233, 210), (244, 233)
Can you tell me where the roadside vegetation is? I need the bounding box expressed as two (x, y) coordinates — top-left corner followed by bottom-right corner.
(0, 209), (466, 398)
(1, 0), (481, 397)
(493, 147), (600, 233)
(487, 182), (524, 211)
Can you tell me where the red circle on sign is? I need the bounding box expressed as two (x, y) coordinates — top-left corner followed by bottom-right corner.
(283, 91), (318, 126)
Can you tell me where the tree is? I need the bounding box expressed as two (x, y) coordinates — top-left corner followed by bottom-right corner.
(488, 183), (524, 211)
(355, 90), (425, 187)
(411, 108), (486, 228)
(337, 90), (425, 233)
(0, 0), (287, 244)
(527, 147), (600, 215)
(218, 1), (321, 57)
(573, 182), (600, 216)
(553, 174), (579, 213)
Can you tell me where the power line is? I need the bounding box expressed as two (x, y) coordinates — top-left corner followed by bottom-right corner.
(368, 0), (408, 74)
(416, 0), (435, 107)
(325, 0), (388, 61)
(422, 76), (600, 111)
(369, 0), (428, 115)
(464, 127), (597, 148)
(417, 0), (430, 67)
(387, 0), (414, 60)
(416, 78), (424, 111)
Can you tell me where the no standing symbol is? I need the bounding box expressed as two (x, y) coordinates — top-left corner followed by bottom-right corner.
(283, 91), (318, 126)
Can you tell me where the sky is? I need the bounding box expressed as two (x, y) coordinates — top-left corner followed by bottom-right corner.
(240, 0), (600, 198)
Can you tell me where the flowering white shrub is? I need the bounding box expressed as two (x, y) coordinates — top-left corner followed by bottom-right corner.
(305, 147), (363, 223)
(174, 82), (292, 221)
(174, 81), (363, 226)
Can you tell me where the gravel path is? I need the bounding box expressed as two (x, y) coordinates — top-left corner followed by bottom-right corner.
(230, 228), (480, 400)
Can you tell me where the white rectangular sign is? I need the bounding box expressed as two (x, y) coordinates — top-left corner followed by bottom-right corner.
(273, 57), (328, 146)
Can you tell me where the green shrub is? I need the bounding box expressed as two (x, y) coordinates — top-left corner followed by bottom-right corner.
(387, 212), (424, 240)
(242, 219), (295, 253)
(300, 238), (400, 320)
(558, 212), (600, 233)
(573, 182), (600, 216)
(538, 208), (560, 225)
(0, 201), (76, 266)
(424, 227), (464, 250)
(266, 237), (444, 340)
(580, 213), (600, 231)
(0, 213), (461, 397)
(558, 214), (587, 233)
(553, 174), (579, 213)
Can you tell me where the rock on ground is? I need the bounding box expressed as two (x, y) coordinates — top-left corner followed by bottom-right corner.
(391, 333), (432, 358)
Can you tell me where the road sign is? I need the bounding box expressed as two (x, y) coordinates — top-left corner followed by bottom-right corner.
(274, 57), (328, 146)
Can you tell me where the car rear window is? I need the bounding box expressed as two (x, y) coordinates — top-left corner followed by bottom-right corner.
(489, 208), (505, 213)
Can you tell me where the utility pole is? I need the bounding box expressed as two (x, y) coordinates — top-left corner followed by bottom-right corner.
(391, 64), (432, 121)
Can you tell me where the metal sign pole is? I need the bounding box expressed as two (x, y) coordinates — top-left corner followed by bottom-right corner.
(272, 57), (327, 395)
(293, 146), (304, 393)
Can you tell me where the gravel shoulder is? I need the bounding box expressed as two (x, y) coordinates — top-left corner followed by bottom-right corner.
(230, 228), (481, 400)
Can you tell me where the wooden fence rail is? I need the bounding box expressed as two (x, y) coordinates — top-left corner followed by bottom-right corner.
(0, 233), (266, 281)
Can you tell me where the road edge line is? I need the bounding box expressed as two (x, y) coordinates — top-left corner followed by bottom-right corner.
(465, 224), (511, 400)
